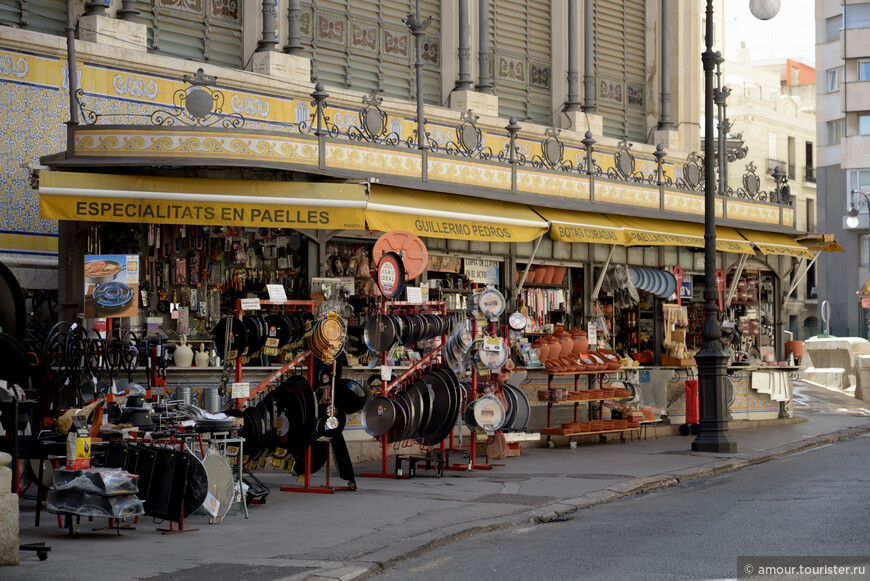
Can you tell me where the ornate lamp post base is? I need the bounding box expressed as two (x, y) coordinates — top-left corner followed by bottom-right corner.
(692, 341), (737, 453)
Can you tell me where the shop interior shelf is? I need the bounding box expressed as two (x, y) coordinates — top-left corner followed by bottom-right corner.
(546, 396), (629, 404)
(547, 369), (624, 376)
(523, 282), (568, 289)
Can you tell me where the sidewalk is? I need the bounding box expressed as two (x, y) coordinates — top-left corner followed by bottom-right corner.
(10, 380), (870, 581)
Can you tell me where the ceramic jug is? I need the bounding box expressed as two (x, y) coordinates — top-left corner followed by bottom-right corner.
(195, 343), (209, 367)
(173, 334), (194, 368)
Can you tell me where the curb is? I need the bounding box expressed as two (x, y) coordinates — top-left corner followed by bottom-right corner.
(309, 425), (870, 581)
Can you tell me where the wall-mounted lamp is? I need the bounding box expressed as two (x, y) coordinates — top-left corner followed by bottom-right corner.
(847, 189), (870, 229)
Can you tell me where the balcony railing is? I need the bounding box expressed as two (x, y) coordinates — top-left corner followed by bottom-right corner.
(804, 166), (816, 183)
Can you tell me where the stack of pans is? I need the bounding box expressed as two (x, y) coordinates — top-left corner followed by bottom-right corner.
(441, 322), (474, 373)
(361, 364), (462, 446)
(627, 267), (678, 300)
(462, 383), (531, 433)
(227, 374), (319, 465)
(212, 312), (312, 362)
(363, 313), (448, 353)
(308, 312), (347, 363)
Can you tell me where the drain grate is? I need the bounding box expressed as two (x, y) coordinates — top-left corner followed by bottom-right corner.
(472, 493), (557, 506)
(144, 563), (311, 581)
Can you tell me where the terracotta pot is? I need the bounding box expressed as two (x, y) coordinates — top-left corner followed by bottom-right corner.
(571, 332), (589, 354)
(551, 266), (568, 286)
(527, 268), (542, 283)
(541, 265), (556, 285)
(535, 339), (551, 362)
(558, 335), (574, 358)
(785, 340), (803, 357)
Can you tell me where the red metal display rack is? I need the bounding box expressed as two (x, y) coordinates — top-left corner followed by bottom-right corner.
(359, 299), (448, 479)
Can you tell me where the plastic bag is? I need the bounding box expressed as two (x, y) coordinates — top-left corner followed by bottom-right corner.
(53, 468), (139, 496)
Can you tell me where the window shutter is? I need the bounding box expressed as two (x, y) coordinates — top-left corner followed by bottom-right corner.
(493, 1), (552, 124)
(0, 1), (22, 28)
(595, 0), (646, 141)
(302, 1), (440, 105)
(136, 1), (242, 69)
(21, 0), (65, 36)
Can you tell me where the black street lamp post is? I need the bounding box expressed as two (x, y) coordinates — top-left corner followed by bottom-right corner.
(692, 0), (737, 453)
(692, 0), (780, 452)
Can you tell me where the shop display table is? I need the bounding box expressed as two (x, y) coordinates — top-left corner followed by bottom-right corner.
(542, 370), (639, 445)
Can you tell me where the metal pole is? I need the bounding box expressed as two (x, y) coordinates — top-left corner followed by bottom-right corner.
(565, 0), (581, 112)
(456, 0), (473, 90)
(659, 0), (673, 129)
(405, 1), (430, 150)
(257, 0), (279, 52)
(477, 0), (493, 94)
(692, 0), (736, 453)
(285, 0), (303, 55)
(583, 0), (596, 112)
(65, 0), (79, 158)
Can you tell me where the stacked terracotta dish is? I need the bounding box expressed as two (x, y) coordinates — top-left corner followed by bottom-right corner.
(520, 265), (568, 285)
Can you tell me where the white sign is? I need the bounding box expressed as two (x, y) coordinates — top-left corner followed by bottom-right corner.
(406, 286), (423, 303)
(587, 322), (598, 345)
(231, 382), (250, 398)
(464, 258), (500, 284)
(240, 298), (261, 311)
(266, 284), (287, 303)
(380, 366), (393, 381)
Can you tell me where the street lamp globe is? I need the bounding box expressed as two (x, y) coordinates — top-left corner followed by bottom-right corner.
(749, 0), (780, 20)
(847, 206), (861, 229)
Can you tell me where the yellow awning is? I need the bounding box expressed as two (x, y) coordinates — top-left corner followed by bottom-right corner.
(533, 207), (627, 245)
(611, 216), (705, 248)
(716, 226), (756, 255)
(608, 216), (755, 254)
(38, 171), (367, 230)
(366, 186), (548, 242)
(797, 234), (845, 253)
(737, 229), (815, 259)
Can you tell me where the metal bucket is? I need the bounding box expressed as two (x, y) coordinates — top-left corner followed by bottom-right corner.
(176, 385), (192, 405)
(204, 387), (221, 412)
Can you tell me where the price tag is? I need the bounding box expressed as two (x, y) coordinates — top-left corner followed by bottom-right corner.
(266, 284), (287, 303)
(380, 366), (393, 381)
(406, 287), (423, 303)
(240, 298), (261, 311)
(231, 382), (250, 398)
(587, 322), (598, 346)
(483, 336), (502, 351)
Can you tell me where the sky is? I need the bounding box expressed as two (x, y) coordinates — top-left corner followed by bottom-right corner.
(724, 0), (816, 65)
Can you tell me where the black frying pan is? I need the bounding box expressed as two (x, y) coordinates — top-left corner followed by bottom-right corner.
(362, 395), (396, 437)
(387, 396), (409, 443)
(212, 316), (247, 360)
(364, 313), (397, 353)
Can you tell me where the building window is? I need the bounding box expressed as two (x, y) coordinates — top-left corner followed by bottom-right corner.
(827, 14), (842, 41)
(828, 67), (842, 91)
(861, 61), (870, 81)
(845, 4), (870, 29)
(827, 118), (845, 144)
(860, 115), (870, 135)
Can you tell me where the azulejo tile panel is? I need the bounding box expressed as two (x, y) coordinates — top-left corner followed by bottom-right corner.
(74, 129), (320, 165)
(428, 157), (512, 190)
(517, 169), (591, 200)
(326, 142), (422, 177)
(663, 191), (705, 216)
(726, 199), (781, 225)
(595, 182), (659, 208)
(0, 66), (64, 249)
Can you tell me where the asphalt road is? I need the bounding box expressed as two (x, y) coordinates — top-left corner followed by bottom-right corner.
(371, 434), (870, 581)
